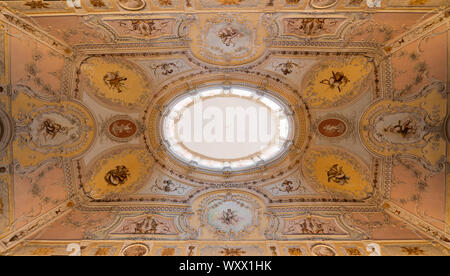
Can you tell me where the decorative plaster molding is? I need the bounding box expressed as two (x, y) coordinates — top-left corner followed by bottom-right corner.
(383, 200), (450, 249)
(0, 106), (13, 154)
(384, 8), (450, 54)
(0, 199), (75, 254)
(0, 6), (72, 57)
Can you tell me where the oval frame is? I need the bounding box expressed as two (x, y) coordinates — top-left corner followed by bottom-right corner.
(159, 85), (296, 173)
(144, 72), (311, 184)
(104, 115), (140, 143)
(121, 243), (149, 256)
(309, 0), (338, 9)
(116, 0), (146, 11)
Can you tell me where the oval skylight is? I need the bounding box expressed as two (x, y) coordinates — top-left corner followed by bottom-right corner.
(161, 86), (294, 172)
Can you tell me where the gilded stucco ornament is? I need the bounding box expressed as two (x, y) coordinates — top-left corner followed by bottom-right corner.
(187, 190), (267, 241)
(360, 83), (446, 171)
(108, 214), (179, 236)
(97, 16), (178, 41)
(79, 57), (152, 110)
(281, 16), (349, 39)
(199, 191), (261, 240)
(12, 89), (95, 168)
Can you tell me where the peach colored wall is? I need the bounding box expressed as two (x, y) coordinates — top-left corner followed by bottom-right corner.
(9, 28), (65, 96)
(347, 212), (427, 240)
(391, 161), (446, 231)
(391, 25), (447, 98)
(13, 162), (67, 229)
(345, 13), (432, 44)
(31, 16), (112, 46)
(34, 209), (117, 240)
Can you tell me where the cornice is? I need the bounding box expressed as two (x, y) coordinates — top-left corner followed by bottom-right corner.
(0, 5), (73, 58)
(0, 198), (75, 254)
(383, 200), (450, 250)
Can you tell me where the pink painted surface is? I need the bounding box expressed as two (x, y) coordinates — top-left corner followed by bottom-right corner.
(35, 209), (116, 240)
(348, 212), (427, 240)
(390, 161), (446, 230)
(30, 16), (112, 45)
(13, 163), (67, 229)
(391, 25), (447, 97)
(344, 13), (432, 44)
(10, 28), (65, 96)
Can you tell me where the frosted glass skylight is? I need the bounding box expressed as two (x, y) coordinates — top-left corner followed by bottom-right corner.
(161, 86), (294, 172)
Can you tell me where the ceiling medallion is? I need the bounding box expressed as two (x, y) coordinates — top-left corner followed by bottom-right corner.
(116, 0), (146, 10)
(160, 86), (294, 173)
(309, 0), (338, 9)
(103, 115), (140, 142)
(199, 191), (261, 240)
(318, 119), (347, 138)
(313, 114), (353, 141)
(121, 243), (149, 256)
(311, 244), (337, 256)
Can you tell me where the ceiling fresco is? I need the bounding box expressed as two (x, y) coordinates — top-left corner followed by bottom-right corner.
(0, 0), (448, 256)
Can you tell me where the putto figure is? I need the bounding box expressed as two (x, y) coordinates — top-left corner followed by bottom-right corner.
(327, 164), (350, 185)
(103, 71), (127, 93)
(120, 19), (169, 36)
(383, 119), (417, 138)
(104, 165), (130, 186)
(274, 61), (301, 75)
(286, 18), (336, 36)
(220, 208), (239, 225)
(150, 62), (178, 76)
(39, 119), (69, 140)
(320, 71), (350, 92)
(218, 27), (242, 47)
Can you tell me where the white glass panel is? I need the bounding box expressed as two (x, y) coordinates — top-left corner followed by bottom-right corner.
(231, 88), (253, 97)
(260, 97), (281, 111)
(162, 86), (292, 171)
(200, 88), (223, 97)
(280, 118), (289, 139)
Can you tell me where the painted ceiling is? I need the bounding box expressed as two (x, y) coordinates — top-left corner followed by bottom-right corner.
(0, 0), (448, 256)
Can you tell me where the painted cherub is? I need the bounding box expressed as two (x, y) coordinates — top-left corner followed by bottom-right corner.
(220, 209), (239, 225)
(103, 71), (127, 93)
(383, 119), (416, 138)
(327, 164), (350, 185)
(218, 27), (242, 47)
(39, 119), (70, 140)
(320, 71), (350, 92)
